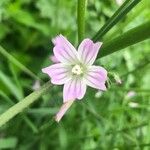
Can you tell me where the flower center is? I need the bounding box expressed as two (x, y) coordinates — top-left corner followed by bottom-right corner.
(71, 64), (83, 75)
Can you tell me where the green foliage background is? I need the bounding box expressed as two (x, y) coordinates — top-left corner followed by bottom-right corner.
(0, 0), (150, 149)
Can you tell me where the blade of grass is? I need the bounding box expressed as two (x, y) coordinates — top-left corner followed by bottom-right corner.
(92, 0), (141, 41)
(77, 0), (86, 43)
(9, 63), (38, 132)
(0, 45), (42, 82)
(0, 137), (18, 149)
(0, 71), (38, 133)
(9, 63), (24, 99)
(0, 90), (14, 105)
(0, 81), (51, 127)
(1, 66), (38, 132)
(105, 0), (149, 41)
(99, 21), (150, 58)
(28, 107), (58, 116)
(0, 71), (22, 100)
(22, 115), (38, 133)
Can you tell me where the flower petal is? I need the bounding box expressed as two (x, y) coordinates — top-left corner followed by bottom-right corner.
(50, 55), (60, 63)
(42, 63), (71, 85)
(88, 65), (107, 81)
(78, 39), (102, 65)
(63, 78), (87, 102)
(85, 66), (107, 91)
(55, 100), (74, 122)
(52, 35), (78, 64)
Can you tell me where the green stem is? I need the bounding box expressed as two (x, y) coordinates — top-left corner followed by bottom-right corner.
(77, 0), (86, 43)
(0, 81), (51, 127)
(92, 0), (141, 41)
(99, 21), (150, 58)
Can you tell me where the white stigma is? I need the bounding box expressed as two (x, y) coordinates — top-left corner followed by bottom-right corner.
(71, 65), (83, 75)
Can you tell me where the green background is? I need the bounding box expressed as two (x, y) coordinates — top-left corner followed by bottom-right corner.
(0, 0), (150, 149)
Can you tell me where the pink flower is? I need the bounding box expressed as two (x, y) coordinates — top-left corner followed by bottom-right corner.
(50, 55), (60, 63)
(42, 35), (107, 121)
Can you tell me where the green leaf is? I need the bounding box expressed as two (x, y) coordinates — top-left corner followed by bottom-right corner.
(93, 0), (141, 41)
(77, 0), (86, 43)
(99, 21), (150, 58)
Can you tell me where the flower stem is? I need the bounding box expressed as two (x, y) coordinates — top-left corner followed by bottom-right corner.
(77, 0), (86, 43)
(0, 81), (51, 127)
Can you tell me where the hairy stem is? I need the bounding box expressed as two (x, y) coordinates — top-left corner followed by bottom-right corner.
(0, 82), (51, 127)
(77, 0), (86, 43)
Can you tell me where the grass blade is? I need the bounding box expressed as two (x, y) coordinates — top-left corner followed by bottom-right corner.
(0, 137), (18, 149)
(9, 63), (24, 99)
(0, 71), (22, 100)
(28, 107), (58, 116)
(99, 21), (150, 58)
(0, 67), (39, 132)
(0, 90), (14, 105)
(0, 81), (51, 127)
(0, 46), (42, 82)
(77, 0), (86, 43)
(92, 0), (141, 41)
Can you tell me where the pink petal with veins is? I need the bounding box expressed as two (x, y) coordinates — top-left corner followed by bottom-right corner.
(42, 63), (71, 85)
(63, 78), (87, 102)
(52, 35), (78, 64)
(55, 100), (74, 122)
(88, 66), (107, 81)
(78, 39), (102, 65)
(50, 55), (60, 63)
(85, 65), (107, 91)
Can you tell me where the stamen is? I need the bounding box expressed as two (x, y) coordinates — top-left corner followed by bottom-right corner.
(72, 65), (83, 75)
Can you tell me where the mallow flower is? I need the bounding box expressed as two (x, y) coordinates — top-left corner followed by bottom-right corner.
(42, 35), (107, 122)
